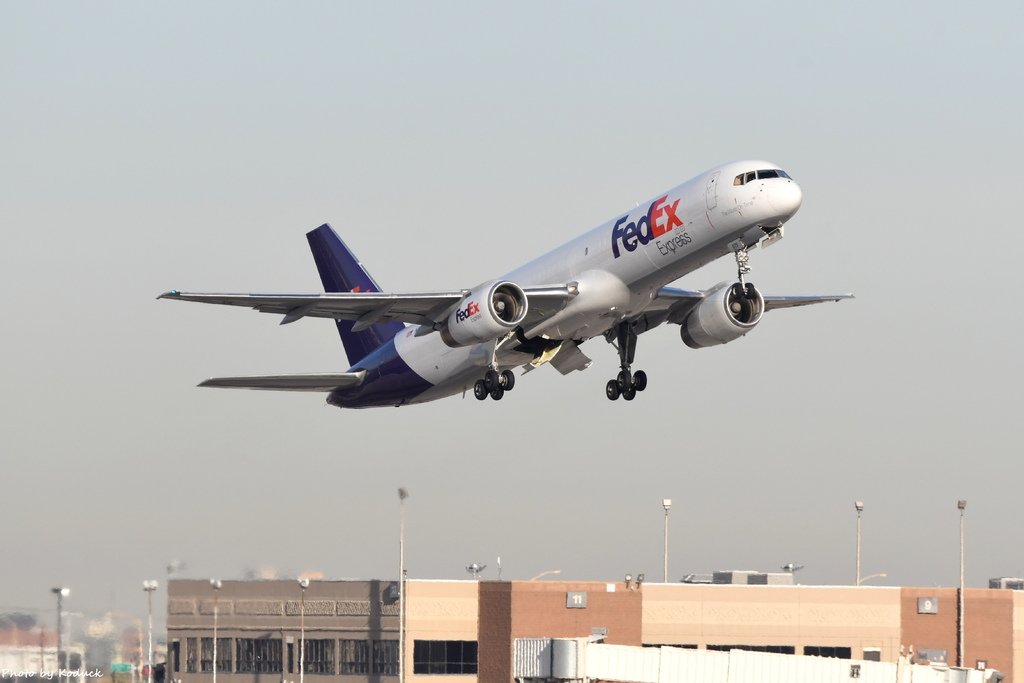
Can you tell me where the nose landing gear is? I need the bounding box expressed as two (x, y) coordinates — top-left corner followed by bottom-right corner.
(473, 368), (516, 401)
(605, 322), (648, 401)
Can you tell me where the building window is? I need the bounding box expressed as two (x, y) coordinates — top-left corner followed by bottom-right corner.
(707, 644), (796, 655)
(340, 640), (369, 675)
(201, 638), (232, 672)
(804, 646), (852, 658)
(171, 641), (180, 673)
(373, 640), (398, 676)
(236, 638), (283, 673)
(300, 639), (335, 674)
(643, 644), (698, 649)
(413, 640), (477, 675)
(186, 638), (197, 673)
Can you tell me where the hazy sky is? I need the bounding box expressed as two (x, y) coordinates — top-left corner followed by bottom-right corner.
(2, 1), (1022, 630)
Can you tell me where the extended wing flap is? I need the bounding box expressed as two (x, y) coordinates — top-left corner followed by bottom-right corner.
(199, 370), (366, 392)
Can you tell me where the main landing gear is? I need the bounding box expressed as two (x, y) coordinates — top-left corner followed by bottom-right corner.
(473, 369), (516, 401)
(605, 321), (648, 401)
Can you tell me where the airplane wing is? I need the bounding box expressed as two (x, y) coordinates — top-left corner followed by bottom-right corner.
(199, 371), (366, 392)
(641, 286), (854, 326)
(159, 285), (577, 330)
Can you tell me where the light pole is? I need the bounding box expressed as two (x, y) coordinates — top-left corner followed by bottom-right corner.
(662, 499), (672, 583)
(855, 500), (864, 586)
(142, 581), (158, 683)
(398, 487), (408, 683)
(50, 587), (69, 679)
(298, 578), (309, 683)
(857, 572), (887, 586)
(957, 499), (966, 667)
(210, 579), (222, 683)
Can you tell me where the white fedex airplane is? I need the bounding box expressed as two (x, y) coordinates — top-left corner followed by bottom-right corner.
(161, 161), (851, 407)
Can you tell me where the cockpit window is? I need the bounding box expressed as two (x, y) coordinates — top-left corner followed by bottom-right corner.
(734, 169), (791, 186)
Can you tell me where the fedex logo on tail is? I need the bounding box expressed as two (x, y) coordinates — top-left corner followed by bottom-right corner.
(611, 195), (684, 258)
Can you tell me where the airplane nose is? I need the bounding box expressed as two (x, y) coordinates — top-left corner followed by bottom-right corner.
(769, 180), (803, 219)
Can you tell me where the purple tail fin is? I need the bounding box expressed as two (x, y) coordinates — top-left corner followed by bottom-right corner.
(306, 224), (405, 366)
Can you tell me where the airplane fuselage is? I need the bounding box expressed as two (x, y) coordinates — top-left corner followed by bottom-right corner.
(327, 160), (803, 408)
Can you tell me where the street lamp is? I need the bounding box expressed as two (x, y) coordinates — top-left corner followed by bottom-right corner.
(142, 581), (158, 683)
(298, 578), (309, 683)
(50, 587), (69, 679)
(662, 499), (672, 583)
(210, 580), (222, 683)
(398, 487), (408, 683)
(855, 500), (864, 586)
(857, 572), (887, 586)
(957, 499), (966, 667)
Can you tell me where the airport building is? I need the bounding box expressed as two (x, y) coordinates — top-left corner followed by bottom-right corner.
(166, 579), (1024, 683)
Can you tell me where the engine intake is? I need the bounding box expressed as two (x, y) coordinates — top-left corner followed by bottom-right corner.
(680, 281), (764, 349)
(442, 280), (528, 347)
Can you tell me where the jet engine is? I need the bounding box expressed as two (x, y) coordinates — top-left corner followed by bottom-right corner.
(680, 281), (764, 349)
(441, 280), (528, 347)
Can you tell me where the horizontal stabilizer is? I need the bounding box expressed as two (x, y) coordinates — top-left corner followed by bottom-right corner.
(199, 370), (366, 392)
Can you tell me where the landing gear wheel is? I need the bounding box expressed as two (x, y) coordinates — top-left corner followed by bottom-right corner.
(605, 379), (621, 401)
(473, 380), (488, 401)
(500, 370), (516, 391)
(605, 321), (648, 402)
(484, 369), (500, 390)
(489, 384), (504, 401)
(632, 370), (647, 392)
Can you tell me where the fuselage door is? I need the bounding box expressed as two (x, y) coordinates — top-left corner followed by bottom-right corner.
(705, 171), (720, 210)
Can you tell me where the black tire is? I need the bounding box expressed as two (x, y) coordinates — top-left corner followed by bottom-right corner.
(500, 369), (516, 391)
(606, 379), (620, 400)
(632, 370), (648, 392)
(617, 369), (632, 390)
(484, 369), (500, 390)
(622, 385), (637, 401)
(489, 385), (504, 401)
(474, 380), (488, 401)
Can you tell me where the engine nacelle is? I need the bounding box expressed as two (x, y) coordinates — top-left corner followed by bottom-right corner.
(680, 281), (764, 349)
(441, 280), (528, 347)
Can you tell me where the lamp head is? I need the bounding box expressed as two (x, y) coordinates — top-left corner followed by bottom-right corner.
(957, 499), (967, 511)
(51, 587), (70, 597)
(855, 500), (864, 512)
(298, 578), (310, 589)
(662, 499), (672, 511)
(210, 579), (222, 590)
(142, 580), (159, 591)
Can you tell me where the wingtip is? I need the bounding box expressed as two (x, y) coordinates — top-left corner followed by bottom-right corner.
(157, 290), (181, 300)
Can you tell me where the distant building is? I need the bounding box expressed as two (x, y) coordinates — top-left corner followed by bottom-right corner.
(166, 579), (1024, 683)
(0, 627), (86, 683)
